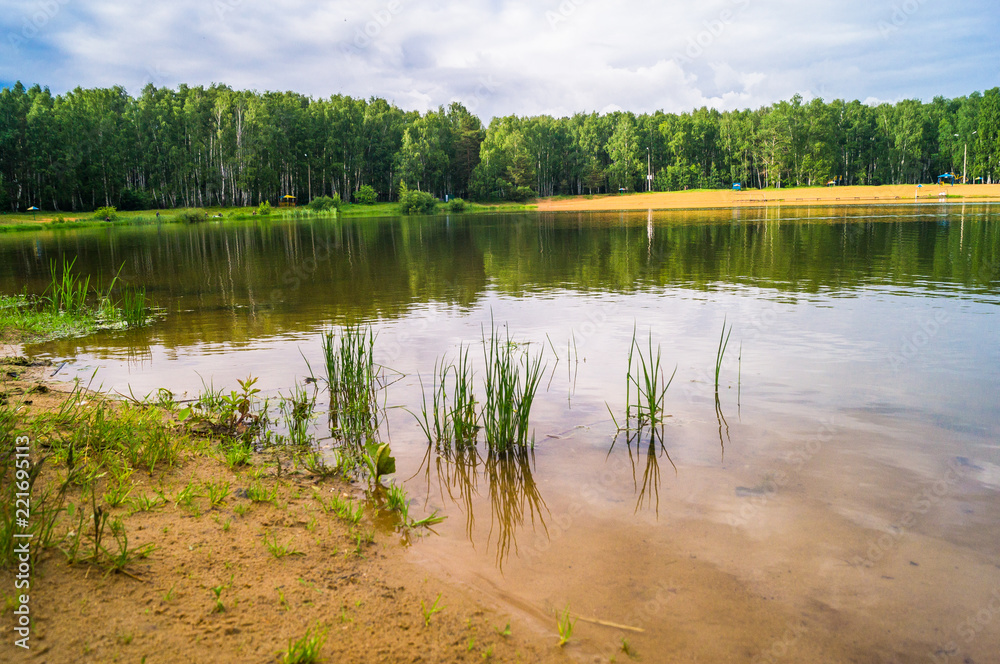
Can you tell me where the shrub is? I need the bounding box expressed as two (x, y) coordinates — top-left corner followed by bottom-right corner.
(174, 208), (206, 223)
(353, 185), (377, 205)
(94, 206), (118, 221)
(399, 188), (438, 215)
(509, 186), (536, 203)
(258, 201), (272, 216)
(447, 197), (466, 213)
(308, 195), (341, 212)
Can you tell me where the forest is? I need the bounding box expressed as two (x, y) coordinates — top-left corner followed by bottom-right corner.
(1, 81), (998, 211)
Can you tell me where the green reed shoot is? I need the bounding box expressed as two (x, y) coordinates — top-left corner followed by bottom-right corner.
(481, 323), (544, 453)
(322, 324), (382, 447)
(614, 325), (676, 431)
(715, 316), (732, 394)
(46, 256), (90, 313)
(119, 285), (148, 327)
(280, 384), (316, 447)
(413, 345), (479, 451)
(557, 605), (576, 646)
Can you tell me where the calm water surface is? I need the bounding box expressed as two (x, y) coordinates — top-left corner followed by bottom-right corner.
(3, 205), (999, 662)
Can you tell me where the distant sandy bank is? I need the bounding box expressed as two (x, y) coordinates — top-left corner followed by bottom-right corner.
(536, 184), (1000, 212)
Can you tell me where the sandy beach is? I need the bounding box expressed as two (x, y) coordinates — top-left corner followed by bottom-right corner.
(536, 184), (1000, 212)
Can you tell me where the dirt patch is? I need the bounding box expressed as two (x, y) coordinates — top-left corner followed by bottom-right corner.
(0, 355), (568, 663)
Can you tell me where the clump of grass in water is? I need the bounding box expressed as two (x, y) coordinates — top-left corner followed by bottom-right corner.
(322, 324), (383, 450)
(481, 322), (544, 453)
(412, 345), (479, 452)
(118, 285), (148, 328)
(46, 256), (90, 314)
(609, 325), (677, 432)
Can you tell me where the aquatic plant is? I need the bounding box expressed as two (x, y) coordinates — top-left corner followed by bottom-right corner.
(610, 325), (676, 432)
(481, 322), (544, 453)
(322, 324), (382, 449)
(413, 345), (479, 451)
(118, 285), (148, 328)
(715, 316), (732, 395)
(46, 256), (90, 314)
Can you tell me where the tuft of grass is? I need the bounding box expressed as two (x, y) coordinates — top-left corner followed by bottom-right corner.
(421, 593), (444, 626)
(385, 483), (409, 522)
(204, 481), (231, 509)
(609, 325), (676, 433)
(281, 623), (328, 664)
(119, 285), (148, 327)
(557, 605), (576, 647)
(480, 321), (544, 453)
(264, 533), (305, 559)
(245, 480), (277, 504)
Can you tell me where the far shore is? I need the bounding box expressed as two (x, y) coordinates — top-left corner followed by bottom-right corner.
(536, 183), (1000, 212)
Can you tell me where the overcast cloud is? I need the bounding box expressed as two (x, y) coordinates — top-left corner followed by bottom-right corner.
(2, 0), (998, 119)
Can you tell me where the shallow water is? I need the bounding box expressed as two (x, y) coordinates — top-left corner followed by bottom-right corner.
(4, 205), (1000, 661)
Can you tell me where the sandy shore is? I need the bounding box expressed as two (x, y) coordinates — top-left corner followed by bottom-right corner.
(536, 184), (1000, 212)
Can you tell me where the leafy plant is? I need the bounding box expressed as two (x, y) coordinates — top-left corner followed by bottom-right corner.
(361, 442), (395, 485)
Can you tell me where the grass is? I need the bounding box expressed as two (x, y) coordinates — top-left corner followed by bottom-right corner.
(609, 325), (677, 434)
(715, 316), (733, 395)
(481, 322), (544, 453)
(322, 324), (384, 457)
(557, 605), (576, 647)
(421, 593), (444, 626)
(413, 345), (479, 452)
(264, 532), (305, 559)
(281, 623), (328, 664)
(385, 483), (409, 522)
(204, 481), (231, 509)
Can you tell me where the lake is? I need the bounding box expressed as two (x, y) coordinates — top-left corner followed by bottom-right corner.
(3, 205), (999, 662)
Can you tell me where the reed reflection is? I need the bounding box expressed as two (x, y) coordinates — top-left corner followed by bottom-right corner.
(414, 444), (548, 570)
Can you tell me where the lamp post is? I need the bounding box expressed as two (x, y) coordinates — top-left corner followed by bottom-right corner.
(646, 147), (651, 192)
(955, 132), (977, 184)
(304, 153), (311, 202)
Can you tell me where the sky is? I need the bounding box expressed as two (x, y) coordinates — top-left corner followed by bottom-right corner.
(1, 0), (999, 120)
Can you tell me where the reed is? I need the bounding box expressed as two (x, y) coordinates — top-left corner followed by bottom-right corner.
(412, 345), (479, 451)
(322, 324), (382, 449)
(119, 285), (148, 327)
(612, 325), (676, 431)
(715, 316), (732, 394)
(481, 323), (544, 453)
(46, 256), (90, 314)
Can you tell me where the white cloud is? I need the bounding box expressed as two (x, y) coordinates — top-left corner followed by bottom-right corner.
(0, 0), (997, 118)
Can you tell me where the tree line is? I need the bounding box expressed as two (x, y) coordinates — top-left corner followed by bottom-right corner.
(1, 81), (998, 212)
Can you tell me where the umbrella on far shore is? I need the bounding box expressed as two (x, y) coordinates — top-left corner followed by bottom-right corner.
(28, 206), (38, 219)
